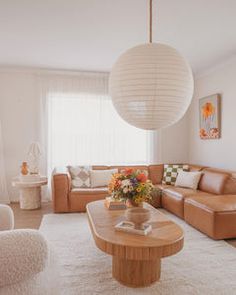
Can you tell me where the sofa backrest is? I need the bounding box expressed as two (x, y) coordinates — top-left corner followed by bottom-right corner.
(198, 168), (236, 195)
(224, 175), (236, 194)
(148, 164), (164, 184)
(92, 165), (148, 170)
(92, 165), (155, 181)
(198, 169), (228, 195)
(200, 168), (236, 194)
(148, 163), (206, 185)
(109, 165), (148, 173)
(188, 164), (206, 172)
(110, 165), (164, 185)
(92, 166), (109, 170)
(78, 165), (236, 193)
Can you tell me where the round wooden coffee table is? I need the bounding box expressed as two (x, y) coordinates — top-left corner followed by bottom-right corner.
(87, 200), (184, 287)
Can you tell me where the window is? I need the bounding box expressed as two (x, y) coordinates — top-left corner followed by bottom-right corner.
(48, 92), (152, 169)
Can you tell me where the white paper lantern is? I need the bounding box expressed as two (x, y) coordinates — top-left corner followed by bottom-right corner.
(109, 43), (194, 130)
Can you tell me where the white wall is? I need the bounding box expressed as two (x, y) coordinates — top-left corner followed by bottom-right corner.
(0, 67), (190, 202)
(159, 113), (189, 164)
(188, 57), (236, 170)
(0, 70), (40, 201)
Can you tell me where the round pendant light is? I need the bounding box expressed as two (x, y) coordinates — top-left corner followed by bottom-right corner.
(109, 0), (194, 130)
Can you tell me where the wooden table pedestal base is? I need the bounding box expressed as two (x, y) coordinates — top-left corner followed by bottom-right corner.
(87, 201), (184, 289)
(112, 256), (161, 287)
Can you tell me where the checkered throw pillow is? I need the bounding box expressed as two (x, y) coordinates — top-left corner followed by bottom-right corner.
(162, 164), (189, 185)
(68, 166), (91, 188)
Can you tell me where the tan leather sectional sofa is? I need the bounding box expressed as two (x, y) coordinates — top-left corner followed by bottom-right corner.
(52, 165), (154, 212)
(52, 164), (236, 240)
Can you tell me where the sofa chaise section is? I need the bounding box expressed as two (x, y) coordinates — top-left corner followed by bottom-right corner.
(184, 195), (236, 239)
(161, 186), (213, 219)
(161, 167), (236, 219)
(160, 165), (207, 218)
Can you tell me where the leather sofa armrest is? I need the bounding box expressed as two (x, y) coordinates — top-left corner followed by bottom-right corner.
(51, 167), (71, 212)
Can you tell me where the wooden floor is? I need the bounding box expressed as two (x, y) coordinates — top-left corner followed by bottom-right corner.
(9, 202), (236, 248)
(10, 202), (53, 229)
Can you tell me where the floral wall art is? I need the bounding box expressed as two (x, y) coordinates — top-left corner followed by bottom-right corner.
(199, 94), (221, 139)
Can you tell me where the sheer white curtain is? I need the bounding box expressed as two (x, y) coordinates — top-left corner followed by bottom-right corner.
(48, 92), (152, 168)
(38, 71), (153, 179)
(0, 120), (9, 204)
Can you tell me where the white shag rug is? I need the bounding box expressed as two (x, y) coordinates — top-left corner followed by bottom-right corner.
(39, 210), (236, 295)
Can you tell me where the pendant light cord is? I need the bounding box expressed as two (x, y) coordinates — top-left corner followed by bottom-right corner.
(149, 0), (152, 43)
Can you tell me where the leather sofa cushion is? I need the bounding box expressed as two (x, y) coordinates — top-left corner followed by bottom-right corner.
(154, 184), (171, 190)
(69, 191), (108, 212)
(223, 177), (236, 194)
(161, 186), (212, 219)
(198, 170), (229, 195)
(185, 195), (236, 212)
(163, 187), (213, 200)
(201, 167), (236, 194)
(71, 187), (108, 195)
(184, 196), (236, 239)
(148, 165), (164, 184)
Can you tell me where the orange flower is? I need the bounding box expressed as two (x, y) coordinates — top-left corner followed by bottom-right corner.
(202, 102), (215, 119)
(124, 168), (133, 176)
(136, 173), (147, 183)
(113, 173), (122, 178)
(114, 179), (121, 188)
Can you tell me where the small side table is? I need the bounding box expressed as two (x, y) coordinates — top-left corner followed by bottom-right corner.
(12, 176), (48, 210)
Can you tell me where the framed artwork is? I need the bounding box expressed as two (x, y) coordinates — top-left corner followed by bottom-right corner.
(199, 94), (221, 139)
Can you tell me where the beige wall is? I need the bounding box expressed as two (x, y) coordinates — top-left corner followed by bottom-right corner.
(158, 113), (189, 164)
(188, 57), (236, 170)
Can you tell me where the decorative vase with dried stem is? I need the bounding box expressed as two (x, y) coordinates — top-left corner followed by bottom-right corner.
(125, 207), (151, 229)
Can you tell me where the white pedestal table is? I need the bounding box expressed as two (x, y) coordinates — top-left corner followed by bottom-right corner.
(12, 176), (48, 210)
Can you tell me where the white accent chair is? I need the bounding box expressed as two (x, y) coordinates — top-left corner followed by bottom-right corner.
(0, 204), (14, 230)
(0, 204), (60, 295)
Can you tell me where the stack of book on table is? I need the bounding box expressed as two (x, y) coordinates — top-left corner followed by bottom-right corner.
(104, 196), (127, 210)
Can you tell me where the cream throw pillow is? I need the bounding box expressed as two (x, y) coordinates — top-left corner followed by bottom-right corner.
(175, 171), (202, 190)
(90, 169), (118, 188)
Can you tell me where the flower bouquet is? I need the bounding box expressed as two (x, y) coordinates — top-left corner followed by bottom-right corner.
(108, 168), (154, 206)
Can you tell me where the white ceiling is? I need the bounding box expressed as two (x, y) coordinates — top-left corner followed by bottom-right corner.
(0, 0), (236, 75)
